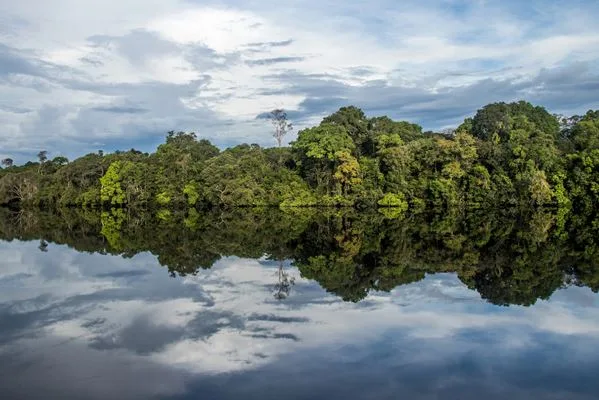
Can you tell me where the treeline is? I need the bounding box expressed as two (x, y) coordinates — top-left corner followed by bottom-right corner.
(1, 101), (599, 217)
(1, 206), (598, 306)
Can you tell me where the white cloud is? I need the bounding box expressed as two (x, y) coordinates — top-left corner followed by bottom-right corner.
(2, 240), (599, 397)
(1, 0), (599, 161)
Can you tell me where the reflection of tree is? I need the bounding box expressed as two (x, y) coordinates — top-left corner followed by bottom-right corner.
(100, 208), (126, 251)
(11, 209), (37, 230)
(273, 261), (295, 300)
(1, 207), (599, 306)
(38, 239), (48, 252)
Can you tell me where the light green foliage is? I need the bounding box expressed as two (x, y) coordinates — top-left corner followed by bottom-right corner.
(184, 208), (200, 229)
(293, 124), (355, 160)
(378, 193), (408, 209)
(100, 162), (126, 205)
(320, 194), (355, 207)
(156, 209), (172, 222)
(99, 160), (150, 206)
(375, 133), (404, 149)
(333, 151), (361, 194)
(183, 182), (200, 206)
(156, 191), (172, 206)
(293, 124), (358, 197)
(378, 207), (407, 219)
(100, 208), (126, 251)
(378, 193), (409, 219)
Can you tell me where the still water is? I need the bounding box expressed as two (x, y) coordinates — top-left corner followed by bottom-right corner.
(0, 208), (598, 399)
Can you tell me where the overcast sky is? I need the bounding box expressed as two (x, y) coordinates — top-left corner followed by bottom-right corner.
(1, 0), (599, 162)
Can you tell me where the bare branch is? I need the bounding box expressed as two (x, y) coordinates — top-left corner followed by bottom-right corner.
(269, 109), (293, 147)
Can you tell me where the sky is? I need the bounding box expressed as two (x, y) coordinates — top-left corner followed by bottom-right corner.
(1, 0), (599, 163)
(1, 240), (599, 399)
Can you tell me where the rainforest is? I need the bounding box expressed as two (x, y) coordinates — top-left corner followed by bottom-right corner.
(2, 100), (598, 215)
(2, 100), (599, 304)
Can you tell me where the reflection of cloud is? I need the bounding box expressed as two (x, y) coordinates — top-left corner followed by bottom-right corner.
(0, 335), (190, 400)
(1, 240), (599, 398)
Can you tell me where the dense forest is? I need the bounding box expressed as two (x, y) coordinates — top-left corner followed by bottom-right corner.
(2, 101), (598, 217)
(3, 101), (599, 305)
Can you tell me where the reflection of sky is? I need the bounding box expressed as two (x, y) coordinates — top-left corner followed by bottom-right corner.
(0, 240), (598, 400)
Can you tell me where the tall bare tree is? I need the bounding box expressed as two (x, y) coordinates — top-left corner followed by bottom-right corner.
(37, 150), (48, 173)
(37, 150), (48, 163)
(11, 176), (38, 202)
(269, 109), (293, 147)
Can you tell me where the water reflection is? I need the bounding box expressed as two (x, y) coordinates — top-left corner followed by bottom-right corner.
(273, 261), (295, 300)
(1, 207), (598, 305)
(0, 209), (598, 399)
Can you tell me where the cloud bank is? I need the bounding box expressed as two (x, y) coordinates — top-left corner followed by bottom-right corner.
(1, 0), (599, 162)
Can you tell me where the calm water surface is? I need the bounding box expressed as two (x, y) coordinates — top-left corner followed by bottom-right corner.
(1, 210), (599, 399)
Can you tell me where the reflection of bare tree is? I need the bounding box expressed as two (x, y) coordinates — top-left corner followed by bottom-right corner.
(38, 240), (48, 252)
(9, 209), (37, 230)
(273, 260), (295, 300)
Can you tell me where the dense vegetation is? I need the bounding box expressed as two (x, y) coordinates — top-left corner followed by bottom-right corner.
(2, 101), (598, 217)
(1, 206), (597, 306)
(2, 101), (599, 305)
